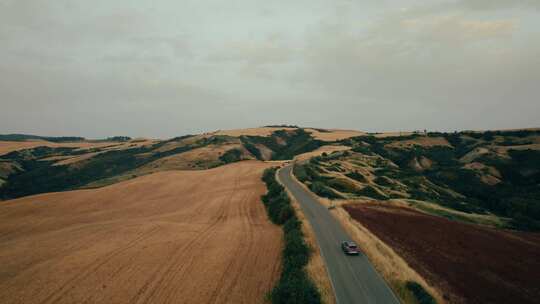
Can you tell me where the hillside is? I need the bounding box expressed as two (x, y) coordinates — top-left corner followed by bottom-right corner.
(291, 128), (540, 303)
(294, 129), (540, 231)
(0, 161), (281, 304)
(0, 127), (360, 199)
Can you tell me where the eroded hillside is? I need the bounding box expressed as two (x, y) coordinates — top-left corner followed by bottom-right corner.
(295, 129), (540, 231)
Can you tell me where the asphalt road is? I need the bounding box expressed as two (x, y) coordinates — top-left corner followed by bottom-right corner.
(278, 164), (399, 304)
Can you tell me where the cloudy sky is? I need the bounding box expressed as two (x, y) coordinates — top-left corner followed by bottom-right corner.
(1, 0), (539, 138)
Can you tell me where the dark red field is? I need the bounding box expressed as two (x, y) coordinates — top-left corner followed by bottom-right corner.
(344, 204), (540, 304)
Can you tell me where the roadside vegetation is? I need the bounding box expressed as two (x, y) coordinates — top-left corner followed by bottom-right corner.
(261, 167), (321, 304)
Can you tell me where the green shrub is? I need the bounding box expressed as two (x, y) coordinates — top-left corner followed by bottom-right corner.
(374, 176), (393, 186)
(355, 185), (387, 200)
(219, 148), (243, 163)
(327, 178), (359, 194)
(405, 281), (436, 304)
(260, 168), (322, 304)
(310, 181), (343, 199)
(293, 164), (310, 182)
(345, 170), (367, 182)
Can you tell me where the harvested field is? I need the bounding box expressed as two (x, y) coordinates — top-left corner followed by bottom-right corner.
(344, 204), (540, 304)
(0, 161), (282, 304)
(139, 143), (250, 172)
(373, 132), (414, 138)
(214, 127), (365, 141)
(385, 136), (451, 148)
(304, 129), (365, 141)
(214, 127), (296, 137)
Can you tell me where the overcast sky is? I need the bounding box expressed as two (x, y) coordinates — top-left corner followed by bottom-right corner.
(1, 0), (539, 138)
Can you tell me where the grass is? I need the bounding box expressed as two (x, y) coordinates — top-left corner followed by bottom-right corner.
(406, 281), (437, 304)
(406, 199), (508, 228)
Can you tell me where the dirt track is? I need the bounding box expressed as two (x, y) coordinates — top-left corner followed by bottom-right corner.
(0, 161), (281, 304)
(344, 204), (540, 304)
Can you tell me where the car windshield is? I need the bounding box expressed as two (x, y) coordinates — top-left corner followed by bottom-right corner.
(346, 242), (357, 248)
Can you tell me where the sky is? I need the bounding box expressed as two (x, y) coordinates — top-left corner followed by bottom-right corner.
(1, 0), (539, 138)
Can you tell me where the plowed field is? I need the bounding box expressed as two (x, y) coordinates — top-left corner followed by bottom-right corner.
(344, 204), (540, 304)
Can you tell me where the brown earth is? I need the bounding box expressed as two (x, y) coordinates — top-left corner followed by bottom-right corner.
(0, 161), (282, 304)
(344, 204), (540, 304)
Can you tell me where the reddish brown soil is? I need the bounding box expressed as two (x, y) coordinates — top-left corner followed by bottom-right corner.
(0, 161), (281, 304)
(344, 204), (540, 304)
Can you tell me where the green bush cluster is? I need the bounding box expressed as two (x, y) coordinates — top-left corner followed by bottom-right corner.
(261, 168), (321, 304)
(355, 185), (387, 200)
(405, 281), (436, 304)
(309, 181), (343, 199)
(241, 140), (263, 160)
(219, 148), (243, 164)
(345, 170), (367, 182)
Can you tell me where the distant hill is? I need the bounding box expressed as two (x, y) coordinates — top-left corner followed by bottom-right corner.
(2, 126), (539, 233)
(293, 128), (540, 231)
(0, 134), (85, 143)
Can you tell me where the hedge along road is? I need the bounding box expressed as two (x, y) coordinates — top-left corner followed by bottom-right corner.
(278, 164), (399, 304)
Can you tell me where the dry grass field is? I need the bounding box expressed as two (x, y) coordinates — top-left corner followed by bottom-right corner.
(214, 127), (365, 142)
(294, 145), (351, 161)
(304, 129), (365, 141)
(0, 161), (282, 304)
(214, 127), (297, 137)
(138, 143), (250, 172)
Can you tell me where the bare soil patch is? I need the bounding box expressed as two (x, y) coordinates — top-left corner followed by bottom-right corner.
(344, 204), (540, 304)
(0, 161), (282, 304)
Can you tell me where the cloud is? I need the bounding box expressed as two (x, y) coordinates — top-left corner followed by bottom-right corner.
(1, 0), (539, 136)
(454, 0), (540, 11)
(208, 39), (295, 66)
(296, 8), (538, 131)
(403, 15), (516, 45)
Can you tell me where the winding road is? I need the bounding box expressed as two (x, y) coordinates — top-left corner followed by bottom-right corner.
(278, 164), (399, 304)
